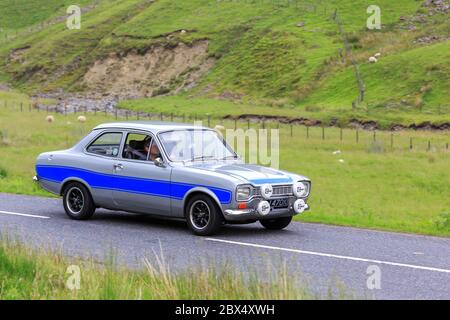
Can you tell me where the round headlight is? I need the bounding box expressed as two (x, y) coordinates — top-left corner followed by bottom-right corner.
(257, 200), (271, 215)
(293, 182), (308, 198)
(260, 184), (273, 200)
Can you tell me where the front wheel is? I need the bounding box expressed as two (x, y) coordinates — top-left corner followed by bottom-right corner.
(63, 182), (96, 220)
(260, 216), (292, 230)
(185, 195), (223, 236)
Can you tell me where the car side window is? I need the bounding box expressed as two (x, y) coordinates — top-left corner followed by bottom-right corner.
(122, 133), (153, 161)
(86, 132), (122, 157)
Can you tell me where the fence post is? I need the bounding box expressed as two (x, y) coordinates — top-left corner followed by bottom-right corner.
(208, 115), (211, 127)
(247, 119), (250, 130)
(262, 120), (265, 129)
(171, 113), (174, 122)
(410, 137), (413, 150)
(306, 126), (309, 139)
(427, 140), (431, 151)
(322, 127), (325, 140)
(137, 112), (140, 120)
(234, 119), (237, 130)
(115, 109), (118, 120)
(290, 124), (293, 137)
(126, 111), (129, 120)
(373, 130), (376, 142)
(160, 112), (163, 121)
(356, 129), (359, 143)
(20, 102), (23, 112)
(340, 127), (343, 141)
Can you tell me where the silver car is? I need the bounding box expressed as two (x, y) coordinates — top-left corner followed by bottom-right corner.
(34, 121), (311, 235)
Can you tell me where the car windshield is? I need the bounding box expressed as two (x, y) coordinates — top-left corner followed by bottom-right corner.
(159, 129), (237, 162)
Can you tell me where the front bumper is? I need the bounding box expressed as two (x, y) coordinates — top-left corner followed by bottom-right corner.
(223, 197), (309, 222)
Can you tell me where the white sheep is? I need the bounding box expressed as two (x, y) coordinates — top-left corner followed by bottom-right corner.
(77, 115), (87, 123)
(332, 150), (341, 155)
(46, 115), (55, 123)
(374, 52), (381, 58)
(368, 56), (378, 63)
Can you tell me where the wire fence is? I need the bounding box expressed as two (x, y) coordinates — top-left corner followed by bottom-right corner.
(1, 99), (448, 153)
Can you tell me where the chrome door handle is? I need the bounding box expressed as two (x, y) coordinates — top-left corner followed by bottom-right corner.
(113, 163), (124, 170)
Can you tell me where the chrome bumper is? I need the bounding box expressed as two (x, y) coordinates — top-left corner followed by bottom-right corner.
(223, 202), (309, 222)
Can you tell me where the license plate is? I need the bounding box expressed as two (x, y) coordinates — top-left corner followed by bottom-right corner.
(269, 198), (289, 209)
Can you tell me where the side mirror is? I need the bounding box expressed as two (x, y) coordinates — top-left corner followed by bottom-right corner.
(154, 157), (166, 168)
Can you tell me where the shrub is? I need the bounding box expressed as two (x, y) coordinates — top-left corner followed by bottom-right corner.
(434, 212), (450, 231)
(0, 167), (7, 179)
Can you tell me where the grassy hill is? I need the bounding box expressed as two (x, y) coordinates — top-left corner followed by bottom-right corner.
(0, 0), (449, 127)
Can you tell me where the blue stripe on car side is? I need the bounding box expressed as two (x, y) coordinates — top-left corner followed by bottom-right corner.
(36, 165), (232, 204)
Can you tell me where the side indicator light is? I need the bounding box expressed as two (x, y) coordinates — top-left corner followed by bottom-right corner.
(237, 203), (247, 209)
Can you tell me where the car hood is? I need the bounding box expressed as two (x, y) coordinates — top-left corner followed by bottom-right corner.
(188, 162), (296, 185)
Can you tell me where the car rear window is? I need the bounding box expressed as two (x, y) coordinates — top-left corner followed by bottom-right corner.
(86, 132), (122, 157)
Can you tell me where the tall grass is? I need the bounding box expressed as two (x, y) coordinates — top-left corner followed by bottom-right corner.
(0, 236), (322, 300)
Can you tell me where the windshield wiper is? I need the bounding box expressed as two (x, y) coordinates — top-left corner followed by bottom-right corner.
(191, 155), (215, 162)
(220, 155), (238, 160)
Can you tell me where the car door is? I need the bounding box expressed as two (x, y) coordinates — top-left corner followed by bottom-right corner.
(111, 131), (172, 216)
(83, 130), (125, 210)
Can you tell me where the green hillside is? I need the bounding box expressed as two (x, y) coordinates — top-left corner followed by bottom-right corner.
(0, 0), (449, 127)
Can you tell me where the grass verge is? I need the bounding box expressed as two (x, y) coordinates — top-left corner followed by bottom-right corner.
(0, 236), (322, 300)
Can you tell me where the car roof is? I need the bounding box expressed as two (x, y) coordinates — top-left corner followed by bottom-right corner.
(93, 121), (210, 134)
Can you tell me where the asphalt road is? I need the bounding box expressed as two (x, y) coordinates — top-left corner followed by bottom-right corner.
(0, 192), (449, 299)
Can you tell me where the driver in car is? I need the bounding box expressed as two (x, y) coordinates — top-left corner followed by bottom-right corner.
(142, 138), (161, 161)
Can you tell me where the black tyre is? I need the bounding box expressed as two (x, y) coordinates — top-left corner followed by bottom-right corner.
(63, 182), (96, 220)
(260, 216), (292, 230)
(185, 194), (223, 236)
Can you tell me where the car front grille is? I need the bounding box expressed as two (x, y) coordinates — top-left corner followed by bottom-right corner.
(272, 185), (293, 197)
(254, 185), (293, 197)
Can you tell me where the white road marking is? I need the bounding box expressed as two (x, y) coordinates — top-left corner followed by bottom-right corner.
(206, 238), (450, 274)
(0, 210), (50, 219)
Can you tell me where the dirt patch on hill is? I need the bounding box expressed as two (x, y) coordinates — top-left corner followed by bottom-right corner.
(83, 40), (214, 98)
(9, 46), (31, 63)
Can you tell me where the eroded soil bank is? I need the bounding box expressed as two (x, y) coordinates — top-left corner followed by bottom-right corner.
(83, 40), (214, 98)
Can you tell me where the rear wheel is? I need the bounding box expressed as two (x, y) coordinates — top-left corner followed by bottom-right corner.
(63, 182), (96, 220)
(260, 216), (292, 230)
(185, 195), (223, 236)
